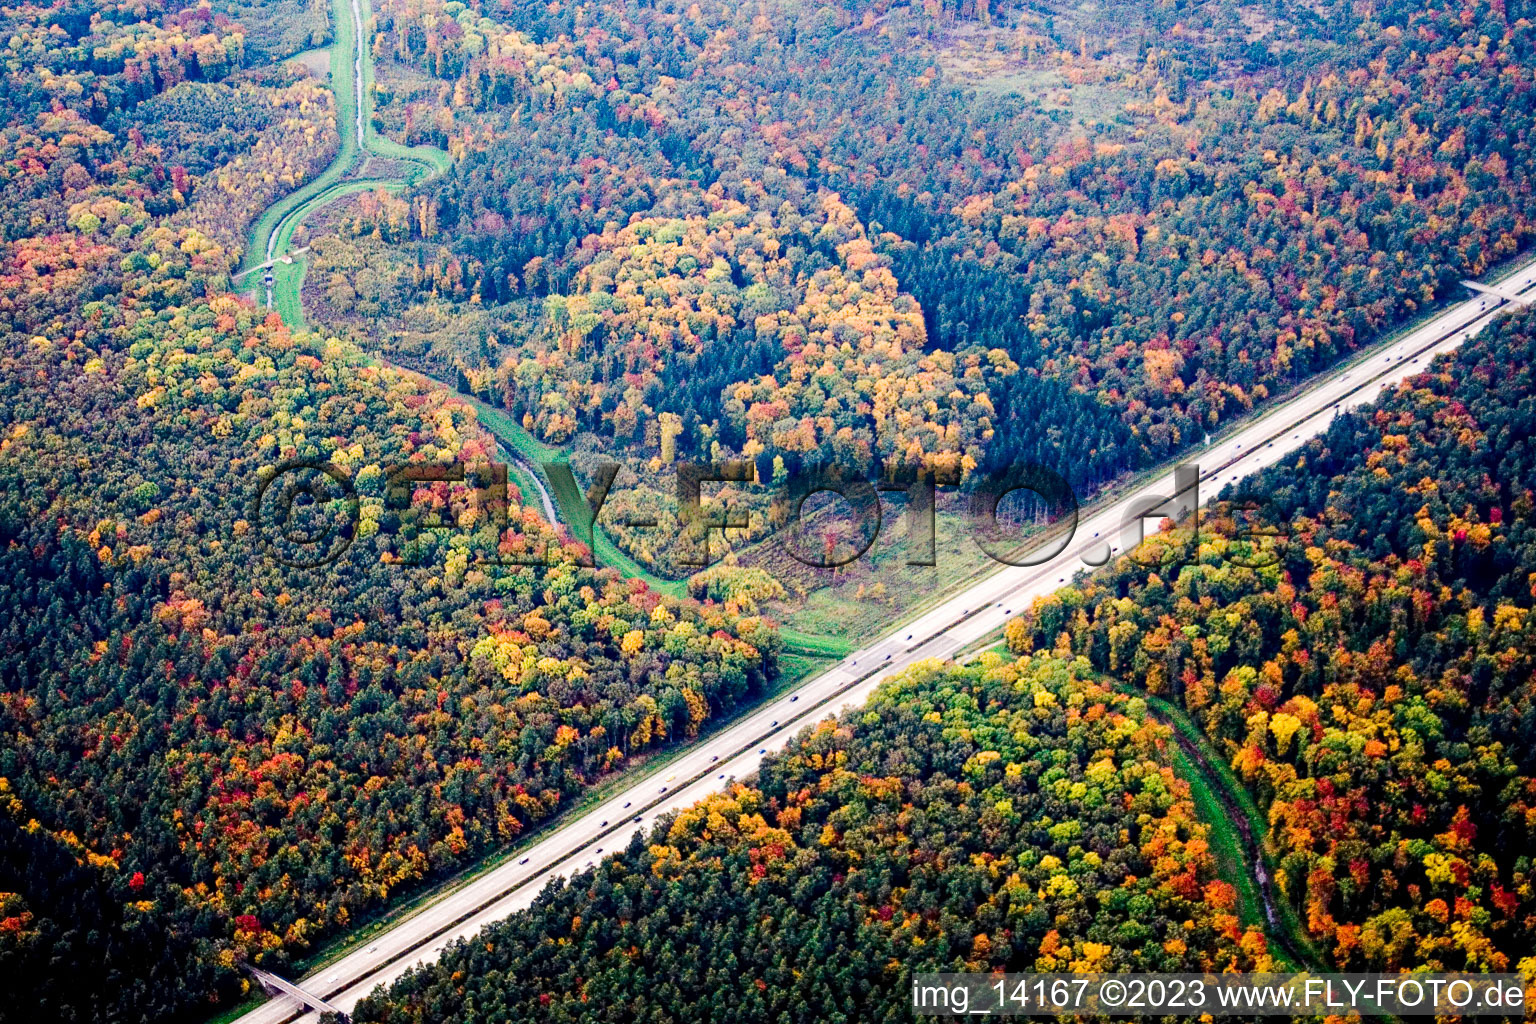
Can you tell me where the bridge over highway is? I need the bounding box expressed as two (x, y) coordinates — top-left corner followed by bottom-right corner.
(1463, 278), (1535, 307)
(247, 966), (343, 1019)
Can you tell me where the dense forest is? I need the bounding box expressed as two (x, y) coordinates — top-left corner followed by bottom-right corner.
(364, 0), (1527, 465)
(1011, 311), (1536, 973)
(298, 0), (1536, 577)
(350, 654), (1273, 1024)
(0, 2), (775, 1021)
(341, 271), (1536, 1024)
(6, 0), (1536, 1020)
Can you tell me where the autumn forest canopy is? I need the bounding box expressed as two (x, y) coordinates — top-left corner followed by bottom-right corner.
(352, 309), (1536, 1021)
(0, 0), (1534, 1020)
(304, 0), (1536, 578)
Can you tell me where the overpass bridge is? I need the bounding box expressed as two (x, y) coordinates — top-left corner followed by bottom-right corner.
(247, 966), (344, 1020)
(1463, 278), (1535, 307)
(231, 247), (310, 282)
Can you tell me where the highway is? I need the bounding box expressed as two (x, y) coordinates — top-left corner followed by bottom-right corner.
(232, 262), (1536, 1024)
(247, 968), (340, 1017)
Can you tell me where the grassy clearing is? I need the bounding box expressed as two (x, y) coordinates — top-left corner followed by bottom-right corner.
(1168, 742), (1267, 929)
(778, 628), (855, 659)
(271, 258), (307, 328)
(286, 45), (332, 77)
(1133, 688), (1325, 970)
(1144, 696), (1269, 842)
(749, 498), (1089, 661)
(505, 460), (546, 517)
